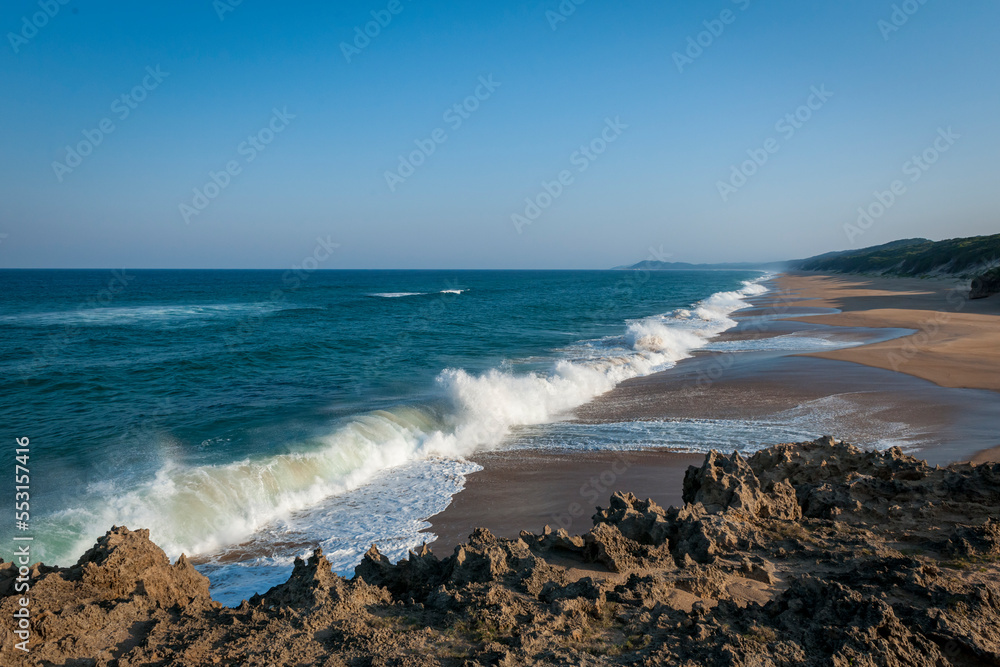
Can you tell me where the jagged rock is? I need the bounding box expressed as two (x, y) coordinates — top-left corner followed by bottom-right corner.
(539, 577), (603, 604)
(684, 450), (802, 520)
(425, 583), (463, 611)
(751, 576), (952, 665)
(608, 573), (679, 610)
(0, 526), (217, 666)
(355, 543), (445, 596)
(584, 523), (641, 573)
(666, 503), (764, 565)
(2, 438), (999, 666)
(798, 481), (864, 518)
(939, 519), (1000, 558)
(71, 526), (213, 607)
(449, 529), (520, 585)
(592, 491), (671, 544)
(258, 548), (390, 611)
(739, 557), (776, 585)
(520, 525), (586, 552)
(354, 543), (398, 588)
(667, 504), (721, 564)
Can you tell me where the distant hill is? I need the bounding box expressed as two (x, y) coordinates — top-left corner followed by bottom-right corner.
(614, 234), (1000, 279)
(789, 235), (1000, 278)
(613, 260), (789, 271)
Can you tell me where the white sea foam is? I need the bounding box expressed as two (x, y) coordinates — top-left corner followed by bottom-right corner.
(506, 395), (922, 455)
(370, 290), (464, 298)
(369, 292), (427, 298)
(46, 276), (773, 582)
(197, 457), (480, 606)
(50, 407), (455, 561)
(704, 333), (864, 353)
(0, 303), (287, 327)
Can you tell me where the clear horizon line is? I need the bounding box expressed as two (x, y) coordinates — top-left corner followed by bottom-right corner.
(0, 265), (789, 272)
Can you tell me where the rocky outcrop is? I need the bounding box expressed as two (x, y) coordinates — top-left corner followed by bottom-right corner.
(2, 438), (999, 666)
(0, 526), (217, 666)
(970, 266), (1000, 299)
(683, 449), (802, 520)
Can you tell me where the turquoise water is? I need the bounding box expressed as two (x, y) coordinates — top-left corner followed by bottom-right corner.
(0, 268), (768, 601)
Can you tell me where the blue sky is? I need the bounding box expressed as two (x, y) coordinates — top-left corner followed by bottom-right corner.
(1, 0), (998, 268)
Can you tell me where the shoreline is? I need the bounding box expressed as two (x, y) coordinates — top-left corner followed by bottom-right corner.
(4, 273), (999, 664)
(7, 438), (999, 664)
(426, 272), (1000, 551)
(423, 449), (705, 552)
(777, 272), (1000, 392)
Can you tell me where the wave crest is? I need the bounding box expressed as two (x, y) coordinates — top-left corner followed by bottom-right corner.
(46, 276), (770, 563)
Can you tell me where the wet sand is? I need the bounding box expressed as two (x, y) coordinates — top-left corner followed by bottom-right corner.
(778, 273), (1000, 391)
(423, 449), (704, 552)
(425, 273), (1000, 552)
(971, 446), (1000, 464)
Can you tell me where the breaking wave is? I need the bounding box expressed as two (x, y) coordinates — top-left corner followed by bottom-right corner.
(46, 277), (770, 564)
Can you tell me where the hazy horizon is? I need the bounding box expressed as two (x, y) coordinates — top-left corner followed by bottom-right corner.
(0, 230), (983, 272)
(2, 1), (998, 269)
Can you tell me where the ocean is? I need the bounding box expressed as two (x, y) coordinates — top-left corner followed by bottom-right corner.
(0, 268), (843, 603)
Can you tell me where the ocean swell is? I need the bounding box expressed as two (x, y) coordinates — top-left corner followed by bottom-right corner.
(46, 277), (770, 564)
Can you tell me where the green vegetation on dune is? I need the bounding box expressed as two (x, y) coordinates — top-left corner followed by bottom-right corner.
(977, 265), (1000, 281)
(792, 234), (1000, 278)
(970, 265), (1000, 299)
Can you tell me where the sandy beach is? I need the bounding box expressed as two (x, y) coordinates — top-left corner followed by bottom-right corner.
(778, 273), (1000, 391)
(426, 272), (1000, 551)
(9, 3), (999, 659)
(9, 437), (1000, 665)
(424, 449), (704, 551)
